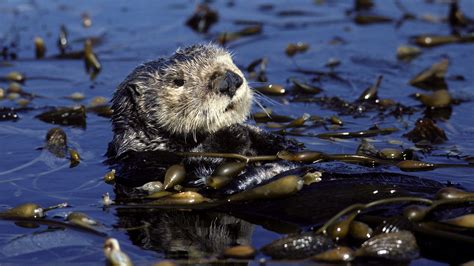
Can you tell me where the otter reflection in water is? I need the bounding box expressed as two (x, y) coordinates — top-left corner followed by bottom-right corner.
(116, 208), (253, 259)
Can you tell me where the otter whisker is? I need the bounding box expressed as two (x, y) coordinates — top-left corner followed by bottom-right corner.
(253, 98), (271, 118)
(252, 89), (281, 106)
(246, 81), (267, 85)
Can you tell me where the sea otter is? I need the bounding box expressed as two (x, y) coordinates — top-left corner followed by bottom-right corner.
(108, 43), (300, 188)
(107, 43), (303, 257)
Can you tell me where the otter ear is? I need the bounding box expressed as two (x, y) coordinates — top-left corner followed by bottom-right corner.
(111, 82), (142, 122)
(126, 84), (146, 119)
(120, 83), (142, 109)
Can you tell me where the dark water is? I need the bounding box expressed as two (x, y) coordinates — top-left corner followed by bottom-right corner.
(0, 0), (473, 264)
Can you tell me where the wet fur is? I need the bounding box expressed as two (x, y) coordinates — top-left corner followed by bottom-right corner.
(108, 45), (301, 256)
(108, 43), (301, 187)
(109, 44), (252, 157)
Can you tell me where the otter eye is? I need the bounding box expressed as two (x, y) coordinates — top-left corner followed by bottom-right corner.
(173, 79), (185, 87)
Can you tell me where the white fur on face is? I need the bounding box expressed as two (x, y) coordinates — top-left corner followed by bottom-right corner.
(154, 48), (252, 137)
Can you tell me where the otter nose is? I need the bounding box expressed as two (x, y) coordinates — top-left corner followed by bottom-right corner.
(217, 70), (243, 98)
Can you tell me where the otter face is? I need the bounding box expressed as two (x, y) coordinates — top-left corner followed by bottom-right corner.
(146, 44), (252, 136)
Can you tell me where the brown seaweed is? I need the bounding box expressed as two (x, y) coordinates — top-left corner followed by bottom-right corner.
(227, 175), (303, 202)
(285, 42), (309, 57)
(36, 105), (87, 128)
(397, 45), (422, 60)
(355, 231), (419, 261)
(150, 191), (210, 205)
(103, 238), (133, 266)
(84, 39), (101, 80)
(67, 212), (99, 230)
(290, 78), (323, 94)
(163, 164), (186, 190)
(435, 187), (474, 200)
(312, 246), (354, 262)
(316, 126), (398, 139)
(0, 202), (68, 219)
(254, 84), (285, 95)
(69, 149), (81, 168)
(1, 71), (25, 83)
(413, 89), (452, 108)
(222, 245), (256, 259)
(349, 221), (373, 241)
(261, 232), (335, 260)
(449, 0), (471, 28)
(410, 59), (449, 91)
(0, 107), (19, 121)
(104, 169), (116, 184)
(403, 118), (447, 144)
(246, 57), (268, 82)
(355, 0), (374, 11)
(213, 162), (246, 178)
(86, 105), (113, 118)
(57, 25), (69, 55)
(34, 37), (46, 59)
(252, 109), (293, 123)
(354, 15), (392, 25)
(186, 4), (219, 33)
(217, 25), (262, 45)
(442, 214), (474, 228)
(45, 127), (68, 158)
(357, 75), (383, 103)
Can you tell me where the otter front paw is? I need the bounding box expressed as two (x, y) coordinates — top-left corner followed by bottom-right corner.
(204, 125), (252, 153)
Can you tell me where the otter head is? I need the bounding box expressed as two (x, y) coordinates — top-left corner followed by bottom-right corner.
(111, 44), (252, 155)
(147, 44), (252, 137)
